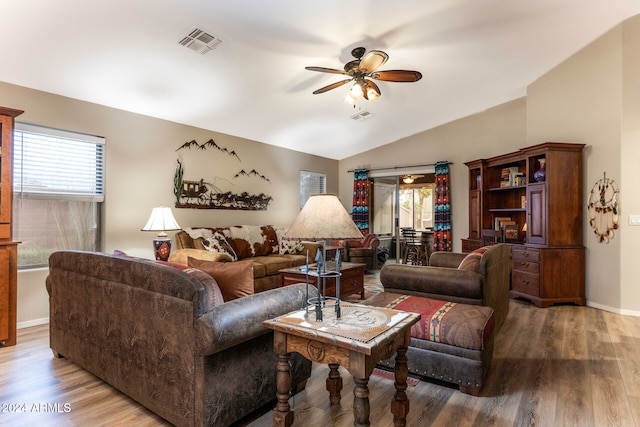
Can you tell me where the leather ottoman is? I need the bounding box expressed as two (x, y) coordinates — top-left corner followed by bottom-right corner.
(363, 291), (495, 395)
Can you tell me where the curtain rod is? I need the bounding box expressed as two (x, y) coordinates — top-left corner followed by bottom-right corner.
(347, 162), (452, 173)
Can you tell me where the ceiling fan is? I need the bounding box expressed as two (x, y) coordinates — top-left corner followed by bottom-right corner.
(305, 47), (422, 104)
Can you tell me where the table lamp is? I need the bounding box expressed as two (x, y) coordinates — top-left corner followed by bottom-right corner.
(141, 205), (181, 261)
(284, 194), (364, 320)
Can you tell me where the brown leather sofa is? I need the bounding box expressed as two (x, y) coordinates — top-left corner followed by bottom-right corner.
(173, 225), (322, 293)
(379, 243), (510, 330)
(47, 251), (315, 427)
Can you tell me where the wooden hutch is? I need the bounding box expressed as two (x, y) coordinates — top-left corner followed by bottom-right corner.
(0, 106), (23, 347)
(463, 142), (585, 308)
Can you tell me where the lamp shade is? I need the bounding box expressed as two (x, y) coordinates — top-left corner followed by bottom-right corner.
(141, 206), (181, 237)
(284, 194), (363, 241)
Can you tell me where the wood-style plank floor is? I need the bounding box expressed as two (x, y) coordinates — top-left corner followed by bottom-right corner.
(1, 299), (639, 426)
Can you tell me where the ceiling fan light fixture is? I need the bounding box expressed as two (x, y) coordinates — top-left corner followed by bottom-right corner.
(306, 47), (420, 104)
(402, 175), (414, 184)
(350, 81), (364, 99)
(343, 92), (355, 105)
(366, 84), (380, 101)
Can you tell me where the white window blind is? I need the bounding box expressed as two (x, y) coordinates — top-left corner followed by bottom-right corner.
(13, 123), (105, 201)
(12, 123), (105, 269)
(299, 170), (326, 208)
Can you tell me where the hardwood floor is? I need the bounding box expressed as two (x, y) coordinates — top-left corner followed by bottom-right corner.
(1, 299), (639, 426)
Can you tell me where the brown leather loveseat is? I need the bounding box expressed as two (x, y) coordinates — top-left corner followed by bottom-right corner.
(379, 243), (510, 330)
(373, 243), (510, 394)
(47, 250), (314, 426)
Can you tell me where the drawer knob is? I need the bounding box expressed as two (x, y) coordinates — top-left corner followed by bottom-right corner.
(520, 279), (529, 285)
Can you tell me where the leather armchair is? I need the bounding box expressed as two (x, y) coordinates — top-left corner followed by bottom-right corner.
(379, 243), (510, 330)
(345, 234), (380, 271)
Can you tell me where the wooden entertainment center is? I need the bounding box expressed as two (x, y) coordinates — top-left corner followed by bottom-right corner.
(463, 142), (585, 308)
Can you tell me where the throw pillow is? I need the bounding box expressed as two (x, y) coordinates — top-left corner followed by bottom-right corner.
(168, 248), (234, 265)
(202, 231), (238, 261)
(458, 246), (490, 273)
(188, 257), (254, 301)
(275, 227), (304, 254)
(279, 239), (305, 255)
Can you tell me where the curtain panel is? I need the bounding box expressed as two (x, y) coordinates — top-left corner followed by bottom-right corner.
(352, 169), (369, 234)
(433, 161), (451, 252)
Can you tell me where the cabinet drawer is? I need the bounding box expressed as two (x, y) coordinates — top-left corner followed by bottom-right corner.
(511, 246), (540, 262)
(512, 270), (540, 296)
(512, 258), (539, 274)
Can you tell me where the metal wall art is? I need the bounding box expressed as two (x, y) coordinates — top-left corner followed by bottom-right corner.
(173, 138), (273, 210)
(588, 172), (619, 243)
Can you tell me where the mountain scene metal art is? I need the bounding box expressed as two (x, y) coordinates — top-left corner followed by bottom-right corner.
(173, 138), (273, 210)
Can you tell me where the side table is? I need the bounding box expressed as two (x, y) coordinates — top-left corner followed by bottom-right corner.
(263, 302), (420, 427)
(279, 262), (365, 299)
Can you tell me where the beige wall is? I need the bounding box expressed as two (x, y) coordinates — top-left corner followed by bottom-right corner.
(621, 15), (640, 314)
(1, 81), (338, 327)
(527, 16), (640, 314)
(338, 98), (528, 253)
(340, 16), (640, 315)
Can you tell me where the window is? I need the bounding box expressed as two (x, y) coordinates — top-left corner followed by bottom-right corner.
(299, 171), (326, 208)
(13, 123), (105, 268)
(399, 183), (435, 230)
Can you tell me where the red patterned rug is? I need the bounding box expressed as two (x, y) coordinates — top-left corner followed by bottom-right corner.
(371, 368), (420, 387)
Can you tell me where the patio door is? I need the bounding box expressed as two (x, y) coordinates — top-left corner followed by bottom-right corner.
(370, 170), (436, 262)
(371, 176), (401, 261)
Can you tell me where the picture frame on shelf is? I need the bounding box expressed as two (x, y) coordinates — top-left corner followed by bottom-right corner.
(503, 223), (519, 243)
(494, 216), (511, 231)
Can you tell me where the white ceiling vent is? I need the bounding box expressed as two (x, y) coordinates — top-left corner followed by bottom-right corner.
(178, 27), (223, 55)
(350, 110), (373, 121)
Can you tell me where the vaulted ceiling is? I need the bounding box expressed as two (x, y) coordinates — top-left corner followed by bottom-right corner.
(1, 1), (638, 160)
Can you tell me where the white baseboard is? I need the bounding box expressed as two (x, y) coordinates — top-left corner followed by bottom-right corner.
(587, 301), (640, 317)
(17, 317), (49, 329)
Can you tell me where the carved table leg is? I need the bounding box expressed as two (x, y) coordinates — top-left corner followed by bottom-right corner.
(326, 363), (343, 405)
(273, 353), (294, 427)
(391, 345), (410, 427)
(353, 377), (370, 427)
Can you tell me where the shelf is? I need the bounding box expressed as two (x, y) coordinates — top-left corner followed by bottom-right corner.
(489, 208), (526, 213)
(488, 185), (526, 192)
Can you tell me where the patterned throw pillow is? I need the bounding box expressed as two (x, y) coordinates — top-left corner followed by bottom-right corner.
(458, 246), (490, 273)
(279, 239), (305, 254)
(275, 227), (304, 254)
(202, 231), (238, 261)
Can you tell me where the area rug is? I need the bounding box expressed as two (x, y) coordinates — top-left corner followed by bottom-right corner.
(371, 368), (420, 387)
(345, 271), (383, 301)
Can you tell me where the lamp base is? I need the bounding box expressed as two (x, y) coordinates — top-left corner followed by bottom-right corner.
(153, 238), (172, 261)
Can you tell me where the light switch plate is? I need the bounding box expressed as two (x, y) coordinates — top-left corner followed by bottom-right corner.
(630, 215), (640, 226)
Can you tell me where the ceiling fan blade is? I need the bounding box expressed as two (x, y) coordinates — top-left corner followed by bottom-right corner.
(370, 70), (423, 82)
(312, 79), (353, 94)
(305, 66), (350, 76)
(358, 50), (389, 73)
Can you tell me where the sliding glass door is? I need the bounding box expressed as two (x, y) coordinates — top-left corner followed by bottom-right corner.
(371, 175), (436, 262)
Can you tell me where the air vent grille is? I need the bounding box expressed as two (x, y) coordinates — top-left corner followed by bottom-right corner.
(351, 111), (373, 121)
(178, 27), (223, 55)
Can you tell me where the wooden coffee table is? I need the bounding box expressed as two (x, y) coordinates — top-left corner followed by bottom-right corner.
(263, 302), (420, 427)
(279, 261), (365, 299)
